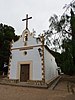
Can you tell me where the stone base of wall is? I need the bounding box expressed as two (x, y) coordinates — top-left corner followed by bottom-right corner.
(0, 76), (61, 89)
(27, 80), (45, 85)
(0, 77), (19, 83)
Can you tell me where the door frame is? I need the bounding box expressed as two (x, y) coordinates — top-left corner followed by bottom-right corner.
(20, 64), (30, 82)
(17, 61), (33, 82)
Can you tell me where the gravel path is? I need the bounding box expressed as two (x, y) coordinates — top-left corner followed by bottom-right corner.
(0, 81), (75, 100)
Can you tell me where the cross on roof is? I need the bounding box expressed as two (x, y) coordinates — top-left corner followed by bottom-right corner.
(22, 14), (32, 30)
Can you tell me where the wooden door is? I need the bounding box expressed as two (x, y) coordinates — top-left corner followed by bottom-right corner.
(20, 64), (30, 82)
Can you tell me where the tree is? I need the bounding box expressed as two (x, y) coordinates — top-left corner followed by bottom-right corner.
(0, 23), (19, 75)
(45, 0), (75, 75)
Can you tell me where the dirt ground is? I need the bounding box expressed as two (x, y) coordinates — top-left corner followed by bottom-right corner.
(0, 80), (75, 100)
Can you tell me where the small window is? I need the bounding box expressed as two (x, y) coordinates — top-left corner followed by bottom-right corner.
(24, 51), (27, 55)
(24, 34), (28, 41)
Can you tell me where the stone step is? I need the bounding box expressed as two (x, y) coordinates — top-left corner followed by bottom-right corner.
(48, 76), (61, 90)
(0, 78), (48, 88)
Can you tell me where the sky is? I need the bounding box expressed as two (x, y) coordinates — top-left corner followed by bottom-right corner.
(0, 0), (72, 35)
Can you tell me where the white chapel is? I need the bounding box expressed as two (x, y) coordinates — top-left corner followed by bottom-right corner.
(8, 14), (58, 84)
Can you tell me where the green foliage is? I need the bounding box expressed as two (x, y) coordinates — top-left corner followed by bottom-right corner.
(61, 40), (75, 75)
(0, 23), (19, 74)
(45, 1), (75, 75)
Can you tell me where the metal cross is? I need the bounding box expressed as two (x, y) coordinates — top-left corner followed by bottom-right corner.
(22, 14), (32, 29)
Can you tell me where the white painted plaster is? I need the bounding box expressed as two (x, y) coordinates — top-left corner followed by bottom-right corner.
(9, 30), (42, 80)
(44, 47), (58, 82)
(9, 29), (58, 82)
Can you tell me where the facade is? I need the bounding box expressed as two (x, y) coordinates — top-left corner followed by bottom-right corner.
(8, 29), (58, 84)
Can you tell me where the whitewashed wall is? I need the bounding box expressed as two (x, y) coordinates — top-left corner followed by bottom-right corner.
(9, 29), (58, 82)
(12, 30), (41, 49)
(9, 30), (42, 80)
(44, 47), (58, 82)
